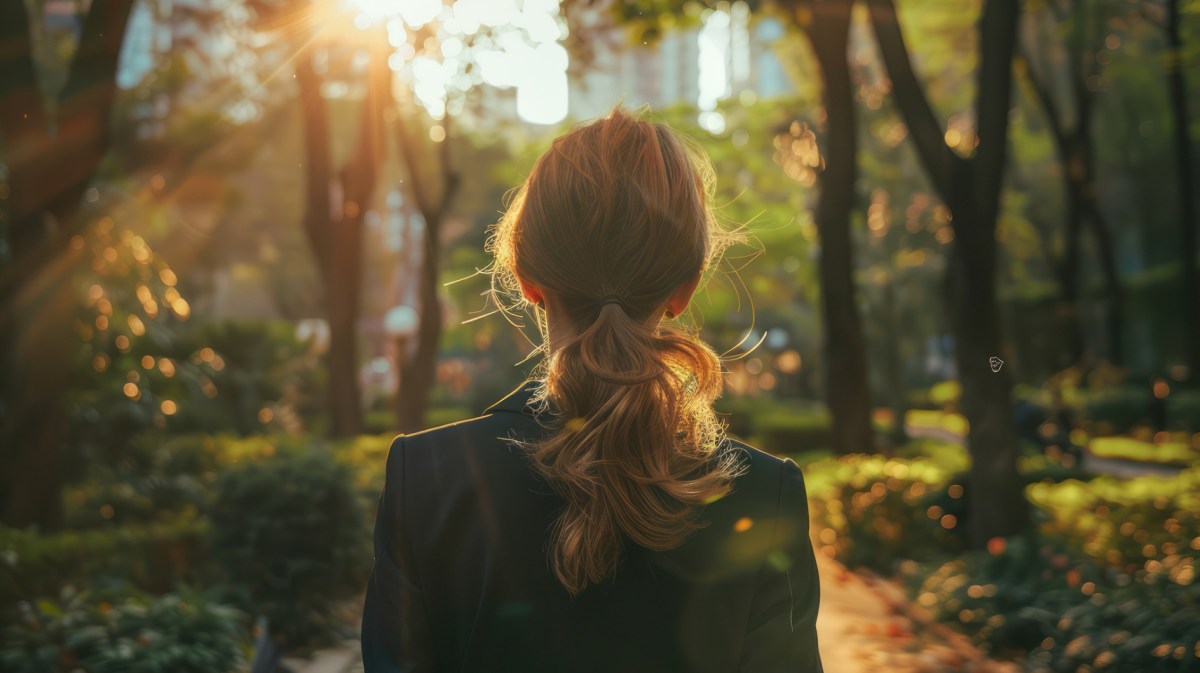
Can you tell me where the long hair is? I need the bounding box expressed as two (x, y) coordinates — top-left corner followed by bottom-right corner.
(486, 107), (746, 596)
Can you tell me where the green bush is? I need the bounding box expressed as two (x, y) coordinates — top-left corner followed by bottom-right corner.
(64, 474), (210, 529)
(1166, 389), (1200, 432)
(332, 433), (394, 504)
(65, 433), (314, 530)
(805, 454), (966, 572)
(1083, 387), (1152, 434)
(209, 450), (370, 649)
(1, 585), (246, 673)
(168, 321), (321, 436)
(907, 535), (1200, 671)
(0, 509), (213, 607)
(1087, 436), (1197, 467)
(1028, 466), (1200, 569)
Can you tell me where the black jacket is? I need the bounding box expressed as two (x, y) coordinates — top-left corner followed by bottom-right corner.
(361, 380), (823, 673)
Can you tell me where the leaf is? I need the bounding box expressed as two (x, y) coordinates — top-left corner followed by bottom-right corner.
(35, 600), (62, 618)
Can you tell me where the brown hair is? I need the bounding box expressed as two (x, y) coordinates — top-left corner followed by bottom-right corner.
(486, 108), (746, 595)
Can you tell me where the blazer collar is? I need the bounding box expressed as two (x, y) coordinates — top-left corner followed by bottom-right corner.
(483, 378), (543, 416)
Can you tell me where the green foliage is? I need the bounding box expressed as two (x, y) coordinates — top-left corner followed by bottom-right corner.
(716, 396), (833, 453)
(332, 433), (395, 513)
(812, 446), (1200, 670)
(209, 451), (370, 648)
(65, 433), (315, 529)
(1, 585), (246, 673)
(63, 220), (205, 479)
(804, 453), (967, 571)
(0, 509), (213, 609)
(1083, 387), (1153, 434)
(169, 321), (321, 436)
(1028, 466), (1200, 569)
(63, 475), (209, 528)
(907, 536), (1200, 671)
(1087, 436), (1198, 466)
(927, 380), (962, 409)
(67, 317), (321, 486)
(1167, 390), (1200, 432)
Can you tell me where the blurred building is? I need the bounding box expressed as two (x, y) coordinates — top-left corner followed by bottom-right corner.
(567, 6), (793, 126)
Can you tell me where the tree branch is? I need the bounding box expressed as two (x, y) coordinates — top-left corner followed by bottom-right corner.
(865, 0), (962, 201)
(1016, 48), (1069, 159)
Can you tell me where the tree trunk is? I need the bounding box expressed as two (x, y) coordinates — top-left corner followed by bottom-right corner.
(883, 277), (909, 449)
(1083, 196), (1123, 364)
(0, 0), (135, 530)
(869, 0), (1029, 545)
(326, 188), (366, 437)
(946, 169), (1028, 545)
(1058, 159), (1086, 367)
(1166, 0), (1198, 378)
(791, 1), (875, 455)
(392, 107), (460, 432)
(295, 31), (389, 437)
(397, 213), (443, 432)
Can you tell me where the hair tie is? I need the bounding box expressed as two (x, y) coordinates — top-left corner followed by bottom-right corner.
(597, 295), (626, 310)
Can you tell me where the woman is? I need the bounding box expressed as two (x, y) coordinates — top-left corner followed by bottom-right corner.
(361, 108), (823, 673)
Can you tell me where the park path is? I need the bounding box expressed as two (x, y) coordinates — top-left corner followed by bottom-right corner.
(286, 554), (1017, 673)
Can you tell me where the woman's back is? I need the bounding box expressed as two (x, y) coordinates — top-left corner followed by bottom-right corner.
(361, 380), (823, 672)
(362, 108), (822, 671)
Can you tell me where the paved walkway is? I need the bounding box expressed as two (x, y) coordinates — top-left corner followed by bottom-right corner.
(814, 555), (1018, 673)
(288, 555), (1016, 673)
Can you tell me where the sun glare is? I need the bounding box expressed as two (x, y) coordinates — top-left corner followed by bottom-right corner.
(341, 0), (568, 125)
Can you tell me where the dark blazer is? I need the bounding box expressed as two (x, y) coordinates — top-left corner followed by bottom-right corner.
(361, 380), (823, 673)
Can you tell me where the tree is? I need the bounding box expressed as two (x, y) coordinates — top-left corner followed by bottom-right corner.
(294, 30), (390, 437)
(1163, 0), (1198, 379)
(866, 0), (1030, 545)
(392, 104), (460, 433)
(0, 0), (136, 529)
(599, 0), (876, 455)
(789, 1), (877, 455)
(1017, 0), (1125, 368)
(251, 0), (390, 437)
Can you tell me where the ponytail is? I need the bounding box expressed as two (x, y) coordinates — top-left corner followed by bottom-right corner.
(487, 107), (746, 595)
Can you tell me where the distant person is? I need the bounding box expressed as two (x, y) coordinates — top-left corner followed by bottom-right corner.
(361, 108), (823, 673)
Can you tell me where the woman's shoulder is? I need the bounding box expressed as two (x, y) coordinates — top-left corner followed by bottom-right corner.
(648, 437), (810, 581)
(719, 436), (808, 502)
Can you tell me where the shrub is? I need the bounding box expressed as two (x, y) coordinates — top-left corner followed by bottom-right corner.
(209, 450), (370, 649)
(1166, 389), (1200, 432)
(1083, 387), (1152, 434)
(805, 454), (966, 572)
(1087, 436), (1197, 467)
(332, 433), (394, 500)
(64, 433), (313, 530)
(64, 474), (210, 529)
(752, 408), (832, 454)
(0, 509), (213, 607)
(0, 585), (246, 673)
(168, 321), (322, 436)
(907, 535), (1200, 671)
(1027, 466), (1200, 569)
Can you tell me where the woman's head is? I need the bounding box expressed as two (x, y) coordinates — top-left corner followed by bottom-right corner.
(488, 108), (745, 595)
